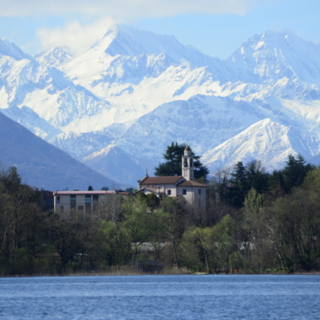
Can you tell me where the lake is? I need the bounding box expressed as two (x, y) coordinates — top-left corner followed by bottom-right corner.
(0, 275), (319, 319)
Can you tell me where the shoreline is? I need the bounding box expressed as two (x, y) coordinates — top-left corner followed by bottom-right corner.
(1, 270), (320, 278)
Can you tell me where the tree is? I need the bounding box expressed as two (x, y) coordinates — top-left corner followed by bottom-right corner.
(243, 188), (267, 272)
(282, 154), (313, 193)
(246, 160), (269, 194)
(154, 142), (209, 181)
(146, 193), (160, 210)
(227, 162), (250, 208)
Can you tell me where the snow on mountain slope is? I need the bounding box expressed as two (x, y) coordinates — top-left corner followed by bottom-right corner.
(0, 39), (33, 61)
(0, 42), (116, 136)
(82, 144), (145, 187)
(96, 25), (219, 67)
(58, 24), (231, 125)
(115, 95), (263, 161)
(2, 26), (320, 185)
(227, 30), (320, 85)
(2, 105), (62, 140)
(34, 47), (73, 68)
(202, 119), (315, 173)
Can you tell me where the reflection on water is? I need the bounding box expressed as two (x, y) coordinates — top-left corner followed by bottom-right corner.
(0, 275), (319, 319)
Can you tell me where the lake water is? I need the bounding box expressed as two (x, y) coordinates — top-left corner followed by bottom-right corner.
(0, 275), (319, 319)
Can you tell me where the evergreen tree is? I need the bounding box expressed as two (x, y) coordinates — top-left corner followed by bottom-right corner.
(154, 142), (209, 181)
(246, 160), (269, 194)
(227, 161), (250, 208)
(282, 154), (314, 193)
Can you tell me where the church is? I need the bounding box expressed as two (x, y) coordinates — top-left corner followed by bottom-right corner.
(137, 146), (206, 210)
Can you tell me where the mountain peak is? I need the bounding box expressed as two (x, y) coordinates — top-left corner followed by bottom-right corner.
(228, 30), (320, 83)
(34, 46), (73, 68)
(0, 38), (32, 61)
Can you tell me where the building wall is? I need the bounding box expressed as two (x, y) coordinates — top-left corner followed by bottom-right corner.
(141, 184), (178, 197)
(177, 186), (206, 210)
(140, 183), (206, 211)
(54, 193), (109, 213)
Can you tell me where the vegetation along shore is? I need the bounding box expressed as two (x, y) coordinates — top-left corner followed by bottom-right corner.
(0, 151), (320, 276)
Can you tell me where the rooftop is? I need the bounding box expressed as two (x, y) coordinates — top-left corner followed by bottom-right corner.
(53, 190), (117, 195)
(140, 176), (184, 185)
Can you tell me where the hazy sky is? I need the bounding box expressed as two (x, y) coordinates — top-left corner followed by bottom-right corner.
(0, 0), (319, 59)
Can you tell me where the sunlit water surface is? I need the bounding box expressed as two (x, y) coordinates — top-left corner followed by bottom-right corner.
(0, 275), (319, 319)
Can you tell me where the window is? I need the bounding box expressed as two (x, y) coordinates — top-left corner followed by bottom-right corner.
(167, 190), (171, 195)
(85, 195), (91, 211)
(93, 194), (99, 202)
(190, 158), (193, 167)
(85, 195), (91, 203)
(184, 158), (188, 167)
(57, 196), (60, 204)
(183, 189), (187, 195)
(198, 189), (201, 195)
(70, 195), (76, 209)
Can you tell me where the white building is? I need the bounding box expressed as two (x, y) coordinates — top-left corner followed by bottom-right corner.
(53, 190), (117, 213)
(137, 146), (207, 210)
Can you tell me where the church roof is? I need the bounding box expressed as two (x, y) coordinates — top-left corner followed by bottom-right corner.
(178, 180), (207, 187)
(140, 176), (184, 185)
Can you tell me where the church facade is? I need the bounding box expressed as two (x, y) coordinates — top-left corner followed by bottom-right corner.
(137, 146), (206, 210)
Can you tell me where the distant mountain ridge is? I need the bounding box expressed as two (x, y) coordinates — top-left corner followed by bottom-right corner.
(0, 112), (122, 190)
(1, 25), (320, 186)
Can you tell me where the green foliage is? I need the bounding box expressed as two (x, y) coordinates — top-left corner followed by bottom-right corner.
(146, 193), (160, 209)
(1, 161), (320, 276)
(154, 142), (209, 181)
(180, 215), (235, 273)
(100, 221), (131, 266)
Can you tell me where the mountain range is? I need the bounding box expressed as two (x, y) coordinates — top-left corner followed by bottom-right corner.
(1, 25), (320, 187)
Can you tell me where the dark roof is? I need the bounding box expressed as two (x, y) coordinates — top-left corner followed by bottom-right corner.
(140, 176), (184, 185)
(178, 180), (207, 187)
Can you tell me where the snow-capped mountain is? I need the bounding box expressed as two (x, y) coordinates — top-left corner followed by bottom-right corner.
(34, 46), (73, 68)
(1, 25), (320, 187)
(227, 30), (320, 84)
(202, 118), (316, 173)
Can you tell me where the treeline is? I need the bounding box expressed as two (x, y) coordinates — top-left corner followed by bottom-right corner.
(203, 155), (320, 273)
(0, 155), (320, 276)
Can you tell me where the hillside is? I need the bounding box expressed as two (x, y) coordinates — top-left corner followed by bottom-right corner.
(0, 112), (122, 190)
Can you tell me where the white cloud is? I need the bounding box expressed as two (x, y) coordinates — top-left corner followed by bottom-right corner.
(37, 18), (116, 54)
(0, 0), (268, 18)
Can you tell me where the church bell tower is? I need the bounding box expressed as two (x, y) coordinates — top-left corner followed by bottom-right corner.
(182, 146), (194, 181)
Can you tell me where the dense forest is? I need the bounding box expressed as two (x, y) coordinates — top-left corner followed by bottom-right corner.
(0, 154), (320, 276)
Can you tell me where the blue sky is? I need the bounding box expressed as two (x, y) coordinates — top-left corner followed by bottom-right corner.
(0, 0), (319, 59)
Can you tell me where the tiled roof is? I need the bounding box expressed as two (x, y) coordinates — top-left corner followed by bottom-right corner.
(178, 180), (207, 187)
(140, 176), (184, 185)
